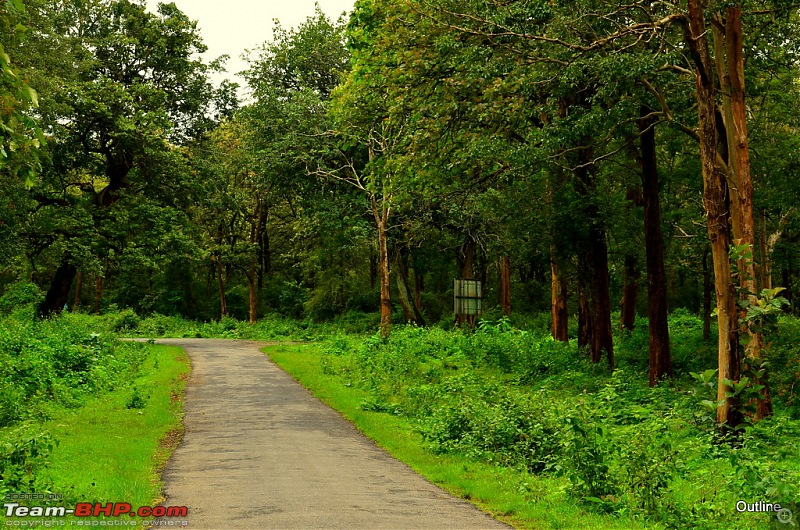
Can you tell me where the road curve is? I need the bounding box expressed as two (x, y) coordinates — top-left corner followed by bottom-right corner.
(151, 339), (510, 530)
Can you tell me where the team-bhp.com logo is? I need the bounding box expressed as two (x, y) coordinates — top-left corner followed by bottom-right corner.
(4, 502), (188, 518)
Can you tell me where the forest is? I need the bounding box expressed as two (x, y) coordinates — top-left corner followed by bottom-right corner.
(1, 0), (800, 528)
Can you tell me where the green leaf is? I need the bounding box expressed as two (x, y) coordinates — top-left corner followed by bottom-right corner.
(23, 85), (38, 107)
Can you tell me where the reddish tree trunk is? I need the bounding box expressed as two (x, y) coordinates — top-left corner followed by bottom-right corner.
(639, 109), (672, 385)
(620, 255), (639, 332)
(550, 250), (569, 342)
(687, 0), (741, 429)
(725, 6), (771, 419)
(372, 196), (391, 340)
(499, 255), (512, 316)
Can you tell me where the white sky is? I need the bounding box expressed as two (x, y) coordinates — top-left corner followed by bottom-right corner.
(145, 0), (355, 93)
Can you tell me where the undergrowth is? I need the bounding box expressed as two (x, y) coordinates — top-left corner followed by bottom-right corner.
(315, 313), (800, 529)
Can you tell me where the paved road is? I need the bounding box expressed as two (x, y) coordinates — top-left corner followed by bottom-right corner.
(152, 339), (510, 530)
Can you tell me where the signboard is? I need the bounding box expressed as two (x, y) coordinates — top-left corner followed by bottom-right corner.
(454, 279), (483, 316)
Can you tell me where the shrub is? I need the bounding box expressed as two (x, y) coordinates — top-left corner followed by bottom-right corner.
(561, 409), (617, 502)
(111, 309), (141, 332)
(0, 314), (152, 427)
(0, 424), (55, 497)
(0, 282), (43, 320)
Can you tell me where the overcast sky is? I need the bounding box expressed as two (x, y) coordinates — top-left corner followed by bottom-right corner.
(145, 0), (355, 92)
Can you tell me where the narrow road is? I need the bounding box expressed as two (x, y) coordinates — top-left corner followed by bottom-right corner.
(152, 339), (509, 529)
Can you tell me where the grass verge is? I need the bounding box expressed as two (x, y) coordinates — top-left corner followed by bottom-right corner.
(1, 344), (189, 526)
(265, 343), (652, 530)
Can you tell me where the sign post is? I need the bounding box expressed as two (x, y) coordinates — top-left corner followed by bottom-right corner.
(454, 279), (482, 327)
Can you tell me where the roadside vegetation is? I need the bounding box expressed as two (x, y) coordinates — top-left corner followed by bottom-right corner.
(0, 293), (189, 525)
(269, 312), (800, 530)
(3, 0), (800, 528)
(2, 282), (799, 529)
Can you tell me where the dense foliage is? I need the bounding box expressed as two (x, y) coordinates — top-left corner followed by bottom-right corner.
(0, 296), (159, 497)
(315, 316), (800, 528)
(2, 0), (800, 525)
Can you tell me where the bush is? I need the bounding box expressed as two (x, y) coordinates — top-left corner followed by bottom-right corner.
(0, 424), (55, 497)
(0, 314), (152, 427)
(418, 381), (563, 473)
(111, 308), (141, 332)
(0, 282), (43, 320)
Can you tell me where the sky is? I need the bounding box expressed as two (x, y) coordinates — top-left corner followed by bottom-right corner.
(145, 0), (355, 92)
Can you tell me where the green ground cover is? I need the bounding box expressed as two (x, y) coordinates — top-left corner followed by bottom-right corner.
(0, 311), (189, 526)
(2, 308), (798, 529)
(267, 312), (800, 530)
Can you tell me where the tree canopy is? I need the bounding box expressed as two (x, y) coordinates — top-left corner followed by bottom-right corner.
(3, 0), (800, 431)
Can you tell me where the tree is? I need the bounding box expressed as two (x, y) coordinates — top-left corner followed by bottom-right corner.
(0, 0), (43, 274)
(411, 0), (792, 420)
(240, 7), (351, 322)
(18, 0), (214, 317)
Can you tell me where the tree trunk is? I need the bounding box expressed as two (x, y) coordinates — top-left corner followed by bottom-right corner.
(372, 195), (391, 340)
(94, 274), (103, 315)
(550, 249), (569, 342)
(257, 206), (271, 288)
(39, 142), (131, 318)
(703, 245), (712, 341)
(457, 236), (477, 328)
(216, 258), (227, 319)
(72, 271), (83, 311)
(620, 255), (638, 332)
(248, 257), (257, 325)
(395, 248), (425, 326)
(759, 213), (772, 291)
(639, 109), (672, 385)
(499, 255), (512, 316)
(396, 271), (415, 322)
(459, 237), (476, 279)
(687, 0), (742, 430)
(589, 227), (614, 369)
(578, 274), (592, 350)
(726, 6), (771, 419)
(39, 259), (77, 317)
(575, 154), (613, 368)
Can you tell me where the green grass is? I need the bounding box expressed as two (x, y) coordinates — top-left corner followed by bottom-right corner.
(1, 344), (189, 525)
(266, 342), (653, 530)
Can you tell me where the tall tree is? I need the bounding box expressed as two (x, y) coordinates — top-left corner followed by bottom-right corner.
(414, 0), (787, 421)
(22, 0), (214, 316)
(0, 0), (42, 275)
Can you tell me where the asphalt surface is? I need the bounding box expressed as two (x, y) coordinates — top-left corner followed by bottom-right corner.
(151, 339), (510, 530)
